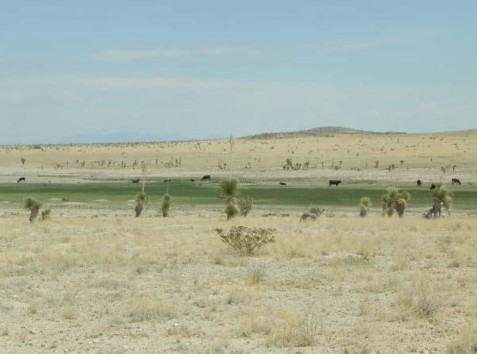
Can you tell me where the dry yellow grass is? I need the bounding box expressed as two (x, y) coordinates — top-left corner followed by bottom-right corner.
(1, 131), (476, 352)
(0, 214), (476, 352)
(1, 130), (476, 183)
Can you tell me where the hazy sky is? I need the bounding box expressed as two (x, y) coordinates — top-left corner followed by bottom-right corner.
(1, 1), (476, 144)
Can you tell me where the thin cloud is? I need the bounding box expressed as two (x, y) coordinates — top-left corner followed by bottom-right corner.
(89, 47), (263, 62)
(327, 31), (437, 51)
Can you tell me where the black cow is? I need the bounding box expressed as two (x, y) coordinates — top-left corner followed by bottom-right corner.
(201, 175), (211, 181)
(279, 182), (287, 186)
(430, 183), (436, 190)
(17, 177), (26, 183)
(190, 179), (195, 182)
(417, 179), (422, 186)
(329, 180), (341, 187)
(451, 178), (461, 185)
(164, 179), (172, 183)
(131, 179), (140, 183)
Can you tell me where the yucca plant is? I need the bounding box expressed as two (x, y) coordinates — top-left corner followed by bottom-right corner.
(381, 187), (411, 218)
(135, 192), (148, 217)
(24, 197), (42, 223)
(432, 183), (454, 215)
(219, 179), (239, 220)
(161, 193), (171, 217)
(359, 197), (372, 217)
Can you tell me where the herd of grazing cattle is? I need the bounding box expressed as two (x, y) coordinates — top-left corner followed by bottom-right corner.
(15, 176), (463, 188)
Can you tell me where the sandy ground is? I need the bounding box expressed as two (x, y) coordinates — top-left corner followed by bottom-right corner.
(1, 131), (476, 184)
(0, 213), (476, 353)
(1, 131), (477, 353)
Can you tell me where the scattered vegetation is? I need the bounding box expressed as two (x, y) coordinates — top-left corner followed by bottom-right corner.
(41, 209), (51, 221)
(300, 206), (325, 221)
(215, 226), (276, 256)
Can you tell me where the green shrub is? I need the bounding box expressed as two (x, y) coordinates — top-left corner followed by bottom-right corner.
(225, 204), (239, 220)
(216, 226), (276, 256)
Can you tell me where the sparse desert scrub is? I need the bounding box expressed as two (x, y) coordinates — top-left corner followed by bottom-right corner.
(215, 225), (276, 256)
(161, 193), (171, 217)
(0, 214), (477, 352)
(24, 196), (42, 223)
(381, 186), (411, 217)
(359, 196), (372, 217)
(134, 191), (148, 217)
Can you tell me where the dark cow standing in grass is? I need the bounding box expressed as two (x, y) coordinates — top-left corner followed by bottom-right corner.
(17, 177), (26, 183)
(451, 178), (462, 185)
(279, 182), (287, 186)
(164, 179), (172, 183)
(131, 179), (140, 183)
(201, 175), (211, 181)
(417, 179), (422, 186)
(430, 183), (436, 190)
(329, 180), (341, 187)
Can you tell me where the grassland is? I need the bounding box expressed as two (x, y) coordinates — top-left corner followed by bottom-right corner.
(0, 130), (476, 353)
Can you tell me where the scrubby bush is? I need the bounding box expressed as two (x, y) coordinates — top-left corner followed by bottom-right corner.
(41, 209), (51, 221)
(24, 197), (42, 223)
(215, 226), (276, 256)
(237, 197), (253, 216)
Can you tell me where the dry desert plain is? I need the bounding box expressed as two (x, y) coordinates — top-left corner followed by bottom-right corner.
(1, 130), (477, 353)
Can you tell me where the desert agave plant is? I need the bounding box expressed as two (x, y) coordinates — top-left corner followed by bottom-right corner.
(24, 197), (42, 223)
(359, 197), (372, 217)
(219, 179), (239, 220)
(135, 192), (148, 217)
(381, 187), (411, 218)
(161, 193), (171, 217)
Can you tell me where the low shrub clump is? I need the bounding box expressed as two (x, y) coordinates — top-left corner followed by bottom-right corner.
(215, 226), (276, 256)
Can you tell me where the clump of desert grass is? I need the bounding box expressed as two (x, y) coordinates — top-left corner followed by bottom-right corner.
(359, 197), (372, 217)
(268, 311), (321, 347)
(134, 192), (148, 217)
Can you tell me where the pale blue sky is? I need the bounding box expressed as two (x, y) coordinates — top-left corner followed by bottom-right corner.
(1, 1), (476, 144)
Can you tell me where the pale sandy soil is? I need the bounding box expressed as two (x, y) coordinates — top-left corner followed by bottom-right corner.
(1, 131), (476, 184)
(0, 214), (476, 353)
(0, 131), (476, 353)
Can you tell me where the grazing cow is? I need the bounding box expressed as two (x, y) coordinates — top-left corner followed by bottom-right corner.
(190, 179), (195, 182)
(17, 177), (26, 183)
(131, 179), (140, 183)
(201, 175), (211, 181)
(329, 180), (341, 187)
(163, 179), (172, 183)
(430, 183), (436, 190)
(417, 179), (422, 186)
(451, 178), (462, 185)
(279, 182), (287, 186)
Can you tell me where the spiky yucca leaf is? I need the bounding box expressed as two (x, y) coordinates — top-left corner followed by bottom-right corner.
(219, 179), (238, 199)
